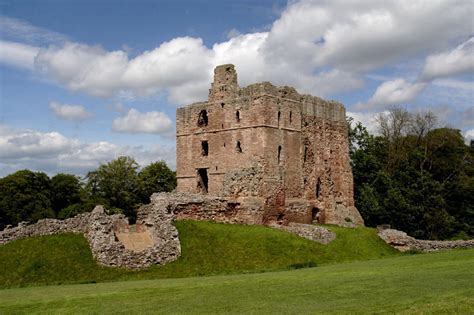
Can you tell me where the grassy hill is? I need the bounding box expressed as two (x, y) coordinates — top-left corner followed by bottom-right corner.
(0, 249), (473, 314)
(0, 220), (398, 288)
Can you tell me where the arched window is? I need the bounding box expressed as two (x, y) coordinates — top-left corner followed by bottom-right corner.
(197, 110), (208, 127)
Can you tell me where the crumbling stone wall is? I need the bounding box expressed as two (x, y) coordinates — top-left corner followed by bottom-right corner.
(176, 64), (363, 227)
(0, 203), (181, 269)
(378, 229), (474, 252)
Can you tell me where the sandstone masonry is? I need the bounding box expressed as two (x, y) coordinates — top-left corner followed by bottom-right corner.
(378, 228), (474, 252)
(176, 64), (363, 227)
(0, 202), (181, 269)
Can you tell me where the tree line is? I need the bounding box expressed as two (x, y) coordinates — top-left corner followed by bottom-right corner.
(0, 157), (176, 229)
(349, 107), (473, 240)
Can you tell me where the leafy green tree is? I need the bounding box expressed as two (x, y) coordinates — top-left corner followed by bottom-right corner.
(51, 173), (82, 215)
(85, 156), (140, 218)
(0, 170), (54, 228)
(138, 161), (176, 203)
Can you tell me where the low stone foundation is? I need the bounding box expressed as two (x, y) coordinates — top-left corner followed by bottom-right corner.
(0, 203), (181, 269)
(271, 222), (336, 244)
(378, 229), (474, 252)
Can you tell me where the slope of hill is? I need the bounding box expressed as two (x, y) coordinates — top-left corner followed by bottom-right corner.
(0, 220), (398, 288)
(0, 249), (473, 314)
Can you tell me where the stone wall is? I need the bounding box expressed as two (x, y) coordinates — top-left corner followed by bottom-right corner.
(0, 203), (181, 269)
(378, 229), (474, 252)
(175, 64), (363, 227)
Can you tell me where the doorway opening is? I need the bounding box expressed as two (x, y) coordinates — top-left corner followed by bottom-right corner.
(197, 168), (209, 194)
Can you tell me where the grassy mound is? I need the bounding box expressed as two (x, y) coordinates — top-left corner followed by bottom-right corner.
(0, 220), (398, 288)
(1, 249), (473, 314)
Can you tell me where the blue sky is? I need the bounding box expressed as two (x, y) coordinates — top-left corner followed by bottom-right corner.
(0, 0), (473, 176)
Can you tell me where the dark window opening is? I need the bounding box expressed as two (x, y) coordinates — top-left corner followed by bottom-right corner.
(197, 168), (208, 194)
(277, 111), (281, 128)
(236, 110), (240, 122)
(278, 145), (282, 164)
(223, 142), (226, 147)
(221, 102), (225, 108)
(197, 110), (208, 127)
(304, 178), (307, 186)
(222, 123), (224, 128)
(312, 207), (320, 223)
(277, 213), (285, 223)
(215, 166), (218, 171)
(289, 111), (292, 124)
(316, 178), (322, 199)
(201, 141), (209, 156)
(304, 146), (308, 162)
(236, 141), (242, 153)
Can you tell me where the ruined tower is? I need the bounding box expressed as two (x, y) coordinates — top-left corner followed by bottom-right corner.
(176, 64), (363, 226)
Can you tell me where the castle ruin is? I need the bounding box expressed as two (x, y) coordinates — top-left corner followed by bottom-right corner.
(176, 64), (363, 226)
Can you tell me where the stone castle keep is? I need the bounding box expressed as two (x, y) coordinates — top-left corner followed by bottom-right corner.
(176, 64), (363, 226)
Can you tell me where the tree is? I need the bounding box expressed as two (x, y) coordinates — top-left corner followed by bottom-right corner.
(0, 170), (54, 228)
(51, 173), (82, 215)
(85, 156), (140, 218)
(138, 161), (177, 203)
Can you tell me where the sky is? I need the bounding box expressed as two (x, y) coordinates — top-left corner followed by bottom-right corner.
(0, 0), (473, 177)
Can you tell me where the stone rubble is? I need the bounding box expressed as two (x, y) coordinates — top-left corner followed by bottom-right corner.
(378, 228), (474, 252)
(271, 222), (336, 244)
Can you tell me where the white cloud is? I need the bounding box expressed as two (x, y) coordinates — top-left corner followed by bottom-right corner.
(112, 108), (172, 134)
(421, 38), (474, 81)
(1, 1), (473, 105)
(49, 101), (92, 121)
(0, 16), (68, 45)
(356, 79), (427, 110)
(0, 124), (175, 176)
(347, 111), (383, 135)
(464, 129), (474, 145)
(0, 40), (39, 70)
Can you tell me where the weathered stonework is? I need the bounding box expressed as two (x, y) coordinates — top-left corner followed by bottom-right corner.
(176, 64), (363, 227)
(0, 204), (181, 269)
(271, 222), (336, 244)
(378, 229), (474, 252)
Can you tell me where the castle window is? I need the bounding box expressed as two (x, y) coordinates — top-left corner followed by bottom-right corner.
(236, 110), (240, 122)
(289, 111), (292, 124)
(197, 168), (208, 194)
(197, 110), (208, 127)
(278, 111), (281, 128)
(236, 141), (242, 153)
(221, 102), (225, 108)
(278, 145), (282, 164)
(201, 141), (209, 156)
(304, 146), (308, 162)
(316, 178), (322, 199)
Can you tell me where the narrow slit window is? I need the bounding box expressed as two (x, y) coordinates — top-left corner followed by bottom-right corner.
(278, 111), (281, 128)
(236, 110), (240, 122)
(304, 146), (308, 162)
(316, 178), (322, 199)
(197, 110), (208, 127)
(221, 103), (225, 108)
(278, 145), (282, 164)
(201, 141), (209, 156)
(236, 141), (242, 153)
(289, 111), (292, 124)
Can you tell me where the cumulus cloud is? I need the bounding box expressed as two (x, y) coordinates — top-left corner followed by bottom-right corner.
(49, 101), (92, 121)
(356, 79), (427, 110)
(112, 108), (173, 134)
(347, 111), (384, 135)
(0, 40), (39, 70)
(1, 1), (473, 105)
(421, 38), (474, 81)
(0, 124), (175, 176)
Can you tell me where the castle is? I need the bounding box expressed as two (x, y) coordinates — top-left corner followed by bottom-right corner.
(176, 65), (363, 226)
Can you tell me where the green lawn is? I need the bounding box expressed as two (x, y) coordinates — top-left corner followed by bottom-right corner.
(0, 249), (472, 314)
(0, 220), (398, 288)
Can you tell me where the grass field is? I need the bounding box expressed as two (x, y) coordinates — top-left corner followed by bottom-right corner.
(0, 249), (472, 314)
(0, 220), (398, 288)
